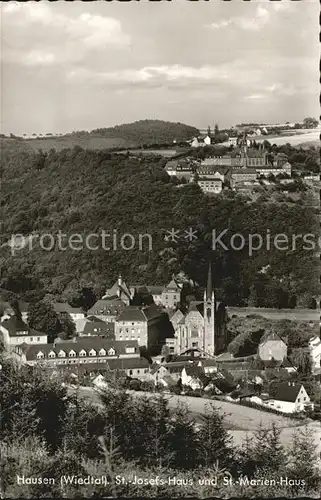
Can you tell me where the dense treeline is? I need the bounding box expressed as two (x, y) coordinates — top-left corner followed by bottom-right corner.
(0, 357), (320, 498)
(83, 119), (199, 145)
(0, 146), (319, 307)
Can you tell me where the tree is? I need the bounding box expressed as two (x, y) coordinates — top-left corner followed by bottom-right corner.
(303, 117), (318, 129)
(197, 403), (233, 469)
(28, 301), (60, 342)
(289, 348), (313, 376)
(166, 403), (198, 469)
(287, 426), (320, 490)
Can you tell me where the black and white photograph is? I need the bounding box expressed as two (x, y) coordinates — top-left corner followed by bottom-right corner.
(0, 0), (320, 498)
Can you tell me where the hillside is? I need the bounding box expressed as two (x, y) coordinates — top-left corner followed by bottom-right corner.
(20, 120), (199, 152)
(1, 146), (319, 309)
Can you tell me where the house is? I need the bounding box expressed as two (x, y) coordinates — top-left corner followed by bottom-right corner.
(231, 168), (257, 186)
(87, 297), (126, 322)
(197, 165), (231, 181)
(164, 160), (194, 182)
(198, 177), (223, 194)
(102, 275), (133, 305)
(258, 333), (287, 362)
(13, 338), (141, 366)
(115, 303), (164, 350)
(160, 361), (197, 381)
(264, 381), (313, 413)
(81, 321), (115, 339)
(53, 303), (85, 321)
(145, 286), (164, 306)
(227, 137), (238, 147)
(197, 358), (218, 374)
(0, 317), (47, 349)
(52, 357), (151, 381)
(157, 375), (177, 389)
(181, 365), (204, 390)
(161, 278), (182, 308)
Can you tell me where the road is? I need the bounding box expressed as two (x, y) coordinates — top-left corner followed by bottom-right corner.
(68, 385), (321, 454)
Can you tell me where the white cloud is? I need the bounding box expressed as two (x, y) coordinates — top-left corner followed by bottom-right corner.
(25, 50), (57, 67)
(2, 2), (131, 53)
(245, 94), (267, 101)
(66, 64), (235, 86)
(209, 4), (290, 32)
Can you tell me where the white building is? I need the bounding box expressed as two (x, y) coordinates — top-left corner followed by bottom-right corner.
(198, 177), (223, 194)
(181, 366), (204, 390)
(0, 317), (47, 349)
(264, 382), (312, 414)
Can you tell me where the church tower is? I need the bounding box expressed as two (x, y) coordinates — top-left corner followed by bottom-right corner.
(203, 263), (215, 355)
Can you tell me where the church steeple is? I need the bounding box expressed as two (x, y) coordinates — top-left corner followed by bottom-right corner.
(206, 262), (212, 301)
(203, 262), (215, 355)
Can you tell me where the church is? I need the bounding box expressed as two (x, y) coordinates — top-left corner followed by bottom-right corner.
(165, 265), (228, 357)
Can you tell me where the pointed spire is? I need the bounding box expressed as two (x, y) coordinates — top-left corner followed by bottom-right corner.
(206, 262), (212, 301)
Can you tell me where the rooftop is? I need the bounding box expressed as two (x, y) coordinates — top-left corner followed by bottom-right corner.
(87, 298), (126, 316)
(117, 303), (163, 322)
(15, 338), (140, 360)
(53, 303), (83, 314)
(267, 381), (304, 403)
(1, 317), (46, 338)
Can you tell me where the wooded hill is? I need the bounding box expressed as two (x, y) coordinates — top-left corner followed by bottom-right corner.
(6, 120), (199, 152)
(1, 146), (319, 308)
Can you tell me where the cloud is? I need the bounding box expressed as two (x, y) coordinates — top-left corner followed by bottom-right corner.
(25, 50), (57, 67)
(209, 3), (289, 32)
(245, 94), (267, 101)
(2, 2), (131, 57)
(66, 63), (246, 89)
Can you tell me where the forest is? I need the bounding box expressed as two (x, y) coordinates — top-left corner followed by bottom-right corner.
(0, 144), (319, 309)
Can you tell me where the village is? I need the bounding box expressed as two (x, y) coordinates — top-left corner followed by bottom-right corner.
(1, 265), (320, 420)
(164, 128), (319, 196)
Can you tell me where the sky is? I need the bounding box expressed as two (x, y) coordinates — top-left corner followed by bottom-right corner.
(1, 0), (319, 135)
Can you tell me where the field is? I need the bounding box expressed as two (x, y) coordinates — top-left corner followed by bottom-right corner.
(72, 386), (320, 454)
(25, 135), (130, 152)
(256, 130), (320, 147)
(228, 307), (319, 322)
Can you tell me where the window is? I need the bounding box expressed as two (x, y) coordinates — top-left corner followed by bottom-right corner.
(30, 337), (33, 342)
(303, 397), (307, 401)
(79, 350), (86, 357)
(137, 370), (140, 374)
(297, 398), (301, 403)
(126, 347), (135, 354)
(37, 337), (40, 341)
(129, 369), (133, 375)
